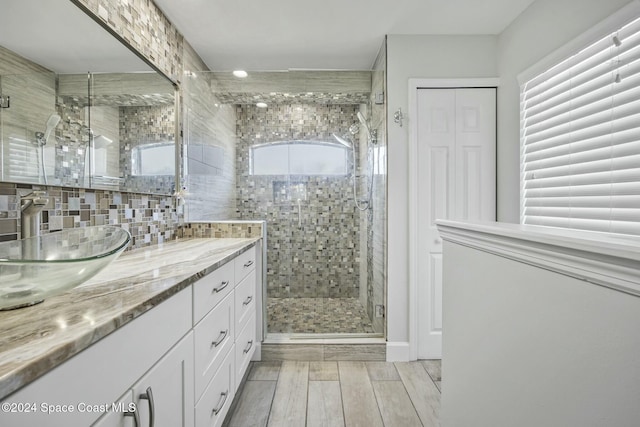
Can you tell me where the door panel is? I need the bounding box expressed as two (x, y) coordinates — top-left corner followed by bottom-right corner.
(462, 147), (482, 220)
(417, 89), (455, 359)
(417, 87), (496, 359)
(455, 89), (496, 222)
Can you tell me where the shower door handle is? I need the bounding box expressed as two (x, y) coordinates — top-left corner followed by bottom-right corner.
(297, 199), (302, 228)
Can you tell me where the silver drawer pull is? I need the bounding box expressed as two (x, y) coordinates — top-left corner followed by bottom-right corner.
(242, 295), (253, 306)
(211, 330), (229, 348)
(243, 340), (254, 354)
(124, 408), (140, 426)
(139, 386), (155, 427)
(212, 391), (229, 416)
(243, 260), (254, 268)
(212, 280), (230, 293)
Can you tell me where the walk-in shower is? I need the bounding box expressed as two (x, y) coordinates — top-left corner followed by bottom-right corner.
(183, 66), (387, 339)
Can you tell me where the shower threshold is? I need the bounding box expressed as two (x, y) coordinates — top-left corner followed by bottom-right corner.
(265, 332), (384, 345)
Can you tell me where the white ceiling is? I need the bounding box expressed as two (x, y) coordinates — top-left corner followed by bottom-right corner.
(154, 0), (536, 71)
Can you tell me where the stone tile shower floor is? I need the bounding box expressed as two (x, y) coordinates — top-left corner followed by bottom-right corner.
(267, 297), (376, 334)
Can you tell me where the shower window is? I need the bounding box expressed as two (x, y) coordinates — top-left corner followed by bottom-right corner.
(131, 141), (175, 176)
(250, 140), (348, 175)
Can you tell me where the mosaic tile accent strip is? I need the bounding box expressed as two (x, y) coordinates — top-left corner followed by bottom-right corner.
(60, 94), (175, 108)
(235, 104), (362, 299)
(267, 297), (375, 334)
(179, 222), (263, 239)
(0, 182), (178, 250)
(215, 92), (371, 105)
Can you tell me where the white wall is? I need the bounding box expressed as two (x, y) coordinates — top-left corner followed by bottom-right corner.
(496, 0), (634, 222)
(386, 35), (498, 358)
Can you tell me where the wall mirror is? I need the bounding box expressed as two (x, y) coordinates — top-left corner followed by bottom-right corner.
(0, 0), (177, 195)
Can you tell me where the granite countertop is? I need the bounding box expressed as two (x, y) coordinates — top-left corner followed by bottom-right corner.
(0, 237), (260, 400)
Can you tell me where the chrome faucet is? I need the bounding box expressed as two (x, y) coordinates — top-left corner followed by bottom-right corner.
(20, 191), (49, 239)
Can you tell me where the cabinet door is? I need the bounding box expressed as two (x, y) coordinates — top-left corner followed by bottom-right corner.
(133, 332), (195, 427)
(234, 269), (256, 337)
(92, 391), (136, 427)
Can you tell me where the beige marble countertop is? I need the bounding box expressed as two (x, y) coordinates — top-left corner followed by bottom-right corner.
(0, 237), (259, 400)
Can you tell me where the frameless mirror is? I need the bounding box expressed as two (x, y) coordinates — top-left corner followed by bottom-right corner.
(0, 0), (176, 195)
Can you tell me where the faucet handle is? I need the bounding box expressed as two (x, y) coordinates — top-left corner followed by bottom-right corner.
(21, 191), (50, 207)
(22, 190), (48, 198)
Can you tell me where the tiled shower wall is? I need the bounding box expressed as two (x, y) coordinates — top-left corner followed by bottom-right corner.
(236, 104), (361, 298)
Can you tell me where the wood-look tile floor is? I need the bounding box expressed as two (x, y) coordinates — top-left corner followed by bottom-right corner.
(224, 360), (441, 427)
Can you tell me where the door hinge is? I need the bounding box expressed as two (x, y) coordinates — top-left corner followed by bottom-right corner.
(0, 95), (10, 109)
(375, 304), (385, 318)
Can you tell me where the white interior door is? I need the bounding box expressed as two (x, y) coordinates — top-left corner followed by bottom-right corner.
(417, 88), (496, 359)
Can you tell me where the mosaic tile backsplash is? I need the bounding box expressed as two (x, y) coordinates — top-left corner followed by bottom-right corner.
(235, 104), (362, 299)
(0, 182), (178, 249)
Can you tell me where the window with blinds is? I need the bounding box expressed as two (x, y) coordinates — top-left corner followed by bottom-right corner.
(520, 15), (640, 236)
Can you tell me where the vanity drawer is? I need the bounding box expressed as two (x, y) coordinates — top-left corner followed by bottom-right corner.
(194, 291), (234, 400)
(193, 261), (235, 324)
(234, 245), (256, 283)
(234, 269), (256, 337)
(235, 312), (256, 387)
(195, 347), (235, 427)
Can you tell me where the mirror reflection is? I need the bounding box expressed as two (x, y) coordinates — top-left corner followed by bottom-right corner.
(0, 0), (176, 195)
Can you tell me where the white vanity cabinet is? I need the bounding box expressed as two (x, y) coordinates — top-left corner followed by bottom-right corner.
(0, 241), (260, 427)
(0, 287), (193, 427)
(192, 245), (258, 427)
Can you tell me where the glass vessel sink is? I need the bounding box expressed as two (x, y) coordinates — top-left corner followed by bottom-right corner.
(0, 226), (130, 310)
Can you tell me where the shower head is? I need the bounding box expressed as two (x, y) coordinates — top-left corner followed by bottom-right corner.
(356, 111), (378, 145)
(42, 114), (61, 144)
(332, 133), (352, 148)
(349, 123), (359, 135)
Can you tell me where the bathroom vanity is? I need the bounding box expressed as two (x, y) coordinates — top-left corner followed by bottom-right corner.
(0, 237), (261, 427)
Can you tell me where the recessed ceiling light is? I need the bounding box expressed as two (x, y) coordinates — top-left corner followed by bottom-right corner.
(256, 102), (268, 108)
(233, 70), (248, 78)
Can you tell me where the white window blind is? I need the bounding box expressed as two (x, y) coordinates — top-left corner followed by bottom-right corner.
(521, 15), (640, 236)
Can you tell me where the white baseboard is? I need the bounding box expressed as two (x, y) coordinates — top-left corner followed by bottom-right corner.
(386, 341), (412, 361)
